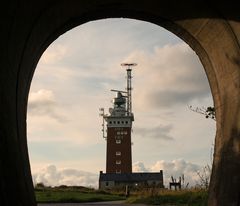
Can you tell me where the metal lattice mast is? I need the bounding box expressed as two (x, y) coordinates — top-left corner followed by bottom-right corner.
(121, 63), (137, 115)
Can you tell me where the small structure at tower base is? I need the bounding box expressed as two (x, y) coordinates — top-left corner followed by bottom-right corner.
(99, 170), (164, 190)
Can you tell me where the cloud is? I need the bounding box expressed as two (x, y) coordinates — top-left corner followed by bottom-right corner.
(32, 165), (98, 188)
(133, 159), (206, 187)
(147, 90), (207, 108)
(134, 124), (173, 140)
(28, 19), (214, 178)
(132, 161), (149, 172)
(40, 44), (69, 65)
(28, 90), (67, 122)
(150, 159), (211, 188)
(125, 43), (211, 110)
(28, 89), (55, 110)
(32, 160), (209, 189)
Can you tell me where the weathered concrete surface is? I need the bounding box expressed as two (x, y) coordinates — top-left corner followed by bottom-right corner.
(1, 1), (240, 205)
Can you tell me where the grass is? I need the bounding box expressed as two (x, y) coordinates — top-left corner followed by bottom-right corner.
(126, 188), (208, 206)
(35, 185), (208, 205)
(35, 186), (126, 203)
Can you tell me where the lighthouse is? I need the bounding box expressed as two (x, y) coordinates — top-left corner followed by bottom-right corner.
(99, 63), (164, 189)
(105, 64), (135, 174)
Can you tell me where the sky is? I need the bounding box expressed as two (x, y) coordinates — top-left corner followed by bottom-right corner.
(27, 18), (215, 188)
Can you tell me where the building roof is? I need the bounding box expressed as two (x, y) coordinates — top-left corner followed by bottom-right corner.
(99, 171), (163, 182)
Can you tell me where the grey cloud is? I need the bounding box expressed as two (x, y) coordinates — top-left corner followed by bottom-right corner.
(28, 101), (67, 123)
(148, 56), (211, 108)
(136, 47), (211, 108)
(28, 98), (54, 114)
(134, 125), (173, 140)
(28, 90), (67, 123)
(148, 89), (209, 108)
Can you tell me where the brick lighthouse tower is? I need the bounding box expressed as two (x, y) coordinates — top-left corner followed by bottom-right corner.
(99, 63), (164, 189)
(100, 63), (136, 174)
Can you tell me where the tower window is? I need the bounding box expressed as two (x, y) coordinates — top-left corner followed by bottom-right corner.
(116, 139), (121, 144)
(116, 170), (121, 174)
(125, 121), (128, 124)
(117, 121), (120, 124)
(113, 121), (116, 124)
(116, 160), (121, 165)
(109, 121), (112, 124)
(116, 151), (121, 156)
(105, 182), (109, 186)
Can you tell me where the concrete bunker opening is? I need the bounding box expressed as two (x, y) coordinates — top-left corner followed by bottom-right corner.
(27, 18), (215, 191)
(4, 2), (239, 205)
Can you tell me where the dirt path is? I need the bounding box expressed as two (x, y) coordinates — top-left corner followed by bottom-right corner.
(38, 200), (147, 206)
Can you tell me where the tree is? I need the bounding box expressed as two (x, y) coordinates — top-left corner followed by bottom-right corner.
(35, 182), (45, 188)
(188, 106), (215, 121)
(189, 105), (214, 189)
(195, 164), (212, 189)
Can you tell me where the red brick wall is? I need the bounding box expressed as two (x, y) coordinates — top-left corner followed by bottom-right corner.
(106, 127), (132, 173)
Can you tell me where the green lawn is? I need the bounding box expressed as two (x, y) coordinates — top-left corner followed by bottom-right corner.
(35, 186), (208, 205)
(35, 187), (125, 203)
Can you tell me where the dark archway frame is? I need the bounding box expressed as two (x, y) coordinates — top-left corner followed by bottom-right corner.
(1, 1), (240, 205)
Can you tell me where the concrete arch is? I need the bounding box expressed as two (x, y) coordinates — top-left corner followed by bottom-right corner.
(1, 1), (240, 205)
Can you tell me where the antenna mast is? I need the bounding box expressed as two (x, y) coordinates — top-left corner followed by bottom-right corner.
(121, 63), (137, 115)
(99, 108), (106, 139)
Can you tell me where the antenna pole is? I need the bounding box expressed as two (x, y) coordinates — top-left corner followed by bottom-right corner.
(99, 108), (106, 139)
(121, 63), (137, 115)
(127, 68), (132, 115)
